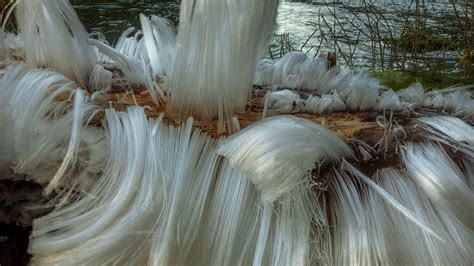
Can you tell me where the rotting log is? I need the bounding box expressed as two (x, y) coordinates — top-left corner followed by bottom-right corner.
(106, 80), (381, 138)
(20, 64), (468, 149)
(8, 67), (472, 225)
(49, 67), (472, 178)
(103, 77), (423, 142)
(3, 67), (472, 265)
(108, 90), (382, 141)
(99, 75), (473, 177)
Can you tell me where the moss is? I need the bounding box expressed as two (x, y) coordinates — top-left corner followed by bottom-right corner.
(371, 70), (416, 91)
(371, 69), (473, 91)
(386, 25), (457, 52)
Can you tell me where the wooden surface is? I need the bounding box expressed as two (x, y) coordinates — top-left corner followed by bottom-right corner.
(102, 78), (430, 147)
(100, 77), (451, 177)
(104, 80), (396, 141)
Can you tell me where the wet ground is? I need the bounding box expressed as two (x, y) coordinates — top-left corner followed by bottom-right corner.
(0, 166), (49, 266)
(0, 224), (31, 266)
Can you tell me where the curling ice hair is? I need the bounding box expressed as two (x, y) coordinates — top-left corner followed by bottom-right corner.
(218, 115), (353, 203)
(12, 0), (96, 89)
(169, 0), (279, 133)
(402, 142), (474, 231)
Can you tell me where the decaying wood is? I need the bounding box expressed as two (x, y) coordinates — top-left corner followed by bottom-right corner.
(109, 90), (381, 141)
(50, 67), (474, 176)
(107, 81), (363, 136)
(103, 77), (420, 143)
(98, 75), (473, 177)
(3, 64), (471, 266)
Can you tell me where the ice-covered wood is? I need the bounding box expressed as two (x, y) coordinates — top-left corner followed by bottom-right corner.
(102, 78), (422, 142)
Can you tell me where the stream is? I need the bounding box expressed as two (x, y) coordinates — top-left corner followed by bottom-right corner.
(72, 0), (469, 71)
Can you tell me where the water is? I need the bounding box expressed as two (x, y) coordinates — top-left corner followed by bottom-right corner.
(72, 0), (468, 70)
(273, 1), (466, 70)
(72, 0), (180, 40)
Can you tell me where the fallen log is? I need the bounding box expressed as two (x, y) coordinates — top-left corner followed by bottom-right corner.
(3, 64), (472, 266)
(102, 77), (430, 147)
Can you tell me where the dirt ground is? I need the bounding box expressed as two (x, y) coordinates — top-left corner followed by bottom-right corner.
(0, 224), (31, 266)
(0, 166), (48, 266)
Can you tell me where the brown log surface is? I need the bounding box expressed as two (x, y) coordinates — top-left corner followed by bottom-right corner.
(102, 76), (472, 177)
(105, 80), (397, 141)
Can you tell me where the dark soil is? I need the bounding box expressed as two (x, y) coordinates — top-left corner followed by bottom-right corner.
(0, 166), (48, 266)
(0, 224), (31, 266)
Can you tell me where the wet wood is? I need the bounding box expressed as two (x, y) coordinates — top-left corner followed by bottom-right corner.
(99, 76), (453, 177)
(48, 69), (463, 173)
(40, 65), (462, 148)
(104, 83), (376, 140)
(103, 78), (416, 144)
